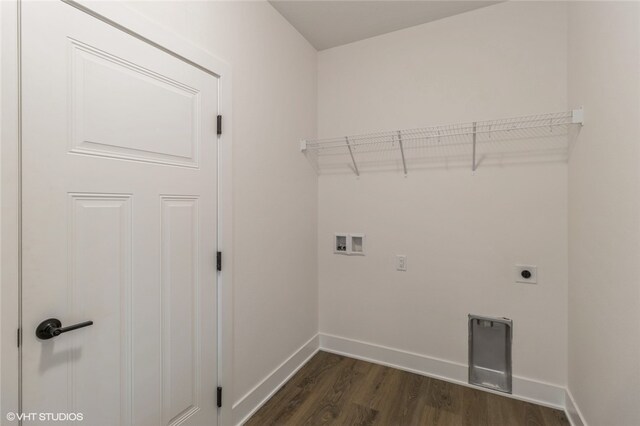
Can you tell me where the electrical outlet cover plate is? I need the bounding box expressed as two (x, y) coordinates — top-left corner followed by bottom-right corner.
(515, 265), (537, 284)
(396, 255), (407, 271)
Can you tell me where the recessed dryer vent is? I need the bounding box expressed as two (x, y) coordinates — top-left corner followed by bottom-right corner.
(468, 314), (513, 393)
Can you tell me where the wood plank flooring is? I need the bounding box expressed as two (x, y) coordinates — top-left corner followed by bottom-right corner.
(245, 351), (569, 426)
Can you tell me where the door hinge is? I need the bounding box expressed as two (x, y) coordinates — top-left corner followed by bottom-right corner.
(217, 115), (222, 136)
(217, 386), (222, 408)
(17, 328), (20, 348)
(217, 251), (222, 272)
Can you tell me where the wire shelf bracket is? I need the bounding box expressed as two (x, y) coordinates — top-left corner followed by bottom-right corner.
(345, 136), (360, 176)
(397, 130), (407, 176)
(301, 108), (584, 176)
(472, 122), (478, 172)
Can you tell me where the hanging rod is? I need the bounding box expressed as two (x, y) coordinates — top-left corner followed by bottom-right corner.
(300, 108), (583, 176)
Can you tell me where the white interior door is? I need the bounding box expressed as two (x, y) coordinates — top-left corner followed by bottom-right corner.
(21, 2), (218, 425)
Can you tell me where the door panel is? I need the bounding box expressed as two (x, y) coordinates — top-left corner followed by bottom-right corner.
(21, 2), (218, 425)
(161, 197), (200, 425)
(69, 39), (200, 167)
(69, 194), (133, 425)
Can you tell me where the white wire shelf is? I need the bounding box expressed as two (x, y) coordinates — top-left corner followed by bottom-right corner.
(301, 108), (583, 176)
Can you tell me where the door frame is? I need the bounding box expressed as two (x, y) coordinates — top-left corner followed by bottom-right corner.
(0, 1), (235, 424)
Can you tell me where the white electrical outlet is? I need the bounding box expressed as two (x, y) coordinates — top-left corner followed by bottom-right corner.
(396, 255), (407, 271)
(516, 265), (537, 284)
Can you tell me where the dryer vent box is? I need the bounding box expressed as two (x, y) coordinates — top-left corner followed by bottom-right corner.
(468, 315), (512, 394)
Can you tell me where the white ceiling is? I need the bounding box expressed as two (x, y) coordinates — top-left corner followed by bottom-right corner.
(269, 1), (500, 51)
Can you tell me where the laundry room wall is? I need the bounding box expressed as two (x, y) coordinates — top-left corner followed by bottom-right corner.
(317, 1), (569, 400)
(567, 2), (640, 424)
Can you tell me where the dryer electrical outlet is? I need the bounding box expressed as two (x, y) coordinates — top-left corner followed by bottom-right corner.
(515, 265), (537, 284)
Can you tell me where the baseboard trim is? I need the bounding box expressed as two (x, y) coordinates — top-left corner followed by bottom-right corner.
(565, 388), (587, 426)
(319, 333), (566, 410)
(232, 334), (320, 426)
(232, 332), (569, 425)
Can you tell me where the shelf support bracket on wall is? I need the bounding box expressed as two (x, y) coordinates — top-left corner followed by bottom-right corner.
(397, 131), (408, 176)
(345, 136), (360, 176)
(472, 122), (477, 172)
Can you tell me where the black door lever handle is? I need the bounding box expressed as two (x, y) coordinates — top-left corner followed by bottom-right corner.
(36, 318), (93, 340)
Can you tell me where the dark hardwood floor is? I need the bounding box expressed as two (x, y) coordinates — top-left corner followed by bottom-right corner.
(245, 351), (569, 426)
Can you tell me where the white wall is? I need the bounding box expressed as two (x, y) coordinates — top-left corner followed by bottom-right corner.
(123, 0), (319, 413)
(567, 2), (640, 425)
(318, 1), (569, 390)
